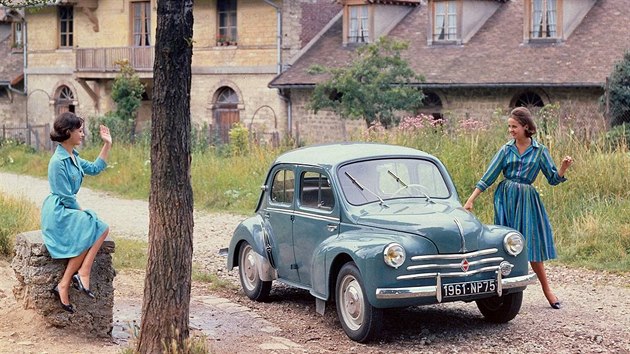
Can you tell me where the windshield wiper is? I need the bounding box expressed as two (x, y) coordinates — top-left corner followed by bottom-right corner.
(387, 170), (407, 187)
(387, 170), (434, 203)
(345, 171), (388, 207)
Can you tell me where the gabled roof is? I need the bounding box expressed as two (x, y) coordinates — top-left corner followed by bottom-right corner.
(271, 0), (630, 89)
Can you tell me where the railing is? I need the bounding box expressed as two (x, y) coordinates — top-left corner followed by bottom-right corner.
(76, 46), (154, 72)
(2, 124), (53, 152)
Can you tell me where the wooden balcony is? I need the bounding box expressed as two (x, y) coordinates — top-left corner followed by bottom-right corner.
(76, 46), (154, 78)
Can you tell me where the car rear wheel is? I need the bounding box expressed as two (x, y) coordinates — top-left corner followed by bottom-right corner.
(238, 242), (271, 302)
(335, 262), (382, 343)
(476, 291), (523, 323)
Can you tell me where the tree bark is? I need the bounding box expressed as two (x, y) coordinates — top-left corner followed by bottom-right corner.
(138, 1), (194, 353)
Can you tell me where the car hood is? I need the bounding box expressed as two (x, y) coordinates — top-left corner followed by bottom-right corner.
(354, 201), (484, 254)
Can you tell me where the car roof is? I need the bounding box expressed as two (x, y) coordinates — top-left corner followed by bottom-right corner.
(274, 142), (436, 168)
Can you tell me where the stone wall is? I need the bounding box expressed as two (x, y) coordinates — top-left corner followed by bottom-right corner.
(289, 87), (608, 144)
(11, 231), (116, 338)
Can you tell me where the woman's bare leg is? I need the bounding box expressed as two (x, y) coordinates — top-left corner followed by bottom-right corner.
(57, 250), (88, 304)
(530, 261), (558, 305)
(76, 227), (110, 290)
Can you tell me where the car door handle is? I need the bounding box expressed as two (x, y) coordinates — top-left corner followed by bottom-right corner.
(327, 224), (338, 232)
(264, 212), (270, 219)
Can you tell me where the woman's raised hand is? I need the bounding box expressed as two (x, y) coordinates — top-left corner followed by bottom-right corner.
(99, 125), (112, 145)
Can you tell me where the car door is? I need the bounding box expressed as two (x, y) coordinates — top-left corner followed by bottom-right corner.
(263, 165), (300, 283)
(292, 168), (340, 287)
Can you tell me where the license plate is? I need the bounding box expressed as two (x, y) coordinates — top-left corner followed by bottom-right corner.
(442, 280), (496, 298)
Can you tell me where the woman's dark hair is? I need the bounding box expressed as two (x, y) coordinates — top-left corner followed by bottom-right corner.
(50, 112), (84, 142)
(510, 107), (537, 137)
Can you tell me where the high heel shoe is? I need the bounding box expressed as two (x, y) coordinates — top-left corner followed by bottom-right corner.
(72, 273), (96, 299)
(51, 286), (75, 313)
(549, 297), (562, 309)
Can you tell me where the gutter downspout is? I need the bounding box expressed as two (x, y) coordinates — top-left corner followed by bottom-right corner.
(263, 0), (292, 137)
(262, 0), (282, 75)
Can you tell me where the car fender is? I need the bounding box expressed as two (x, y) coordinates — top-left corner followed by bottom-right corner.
(310, 229), (438, 303)
(227, 215), (277, 282)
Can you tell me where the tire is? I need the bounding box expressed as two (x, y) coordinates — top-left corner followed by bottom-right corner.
(238, 242), (271, 302)
(335, 262), (382, 343)
(476, 291), (523, 323)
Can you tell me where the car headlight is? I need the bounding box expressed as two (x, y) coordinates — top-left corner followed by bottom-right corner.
(383, 243), (406, 268)
(503, 232), (524, 256)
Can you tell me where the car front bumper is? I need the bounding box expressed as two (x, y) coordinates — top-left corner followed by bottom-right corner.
(375, 272), (538, 302)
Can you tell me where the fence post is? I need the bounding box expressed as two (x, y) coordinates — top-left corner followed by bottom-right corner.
(27, 123), (32, 146)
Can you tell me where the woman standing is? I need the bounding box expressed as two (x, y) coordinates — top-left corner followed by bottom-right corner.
(41, 112), (112, 313)
(464, 107), (573, 309)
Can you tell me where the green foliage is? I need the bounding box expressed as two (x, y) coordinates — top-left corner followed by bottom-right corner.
(606, 51), (630, 126)
(228, 123), (249, 156)
(308, 37), (425, 128)
(112, 60), (145, 122)
(604, 123), (630, 147)
(0, 0), (48, 8)
(0, 194), (39, 257)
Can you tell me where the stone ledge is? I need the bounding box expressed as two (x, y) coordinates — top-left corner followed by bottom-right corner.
(11, 230), (116, 338)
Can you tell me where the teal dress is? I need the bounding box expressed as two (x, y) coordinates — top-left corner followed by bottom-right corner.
(41, 145), (109, 259)
(475, 139), (566, 262)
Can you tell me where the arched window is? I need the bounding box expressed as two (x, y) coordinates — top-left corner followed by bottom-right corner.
(514, 91), (545, 112)
(421, 91), (444, 120)
(213, 87), (240, 143)
(55, 85), (76, 116)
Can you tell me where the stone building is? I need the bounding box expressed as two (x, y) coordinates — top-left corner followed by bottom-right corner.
(270, 0), (630, 144)
(0, 7), (26, 130)
(5, 0), (340, 146)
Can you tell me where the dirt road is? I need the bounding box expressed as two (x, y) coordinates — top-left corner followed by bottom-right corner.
(1, 172), (629, 353)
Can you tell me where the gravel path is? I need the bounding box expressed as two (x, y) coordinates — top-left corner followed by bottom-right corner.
(1, 171), (630, 353)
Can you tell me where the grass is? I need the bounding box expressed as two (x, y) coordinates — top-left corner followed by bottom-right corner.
(113, 238), (148, 270)
(0, 193), (40, 258)
(192, 265), (236, 290)
(1, 112), (629, 272)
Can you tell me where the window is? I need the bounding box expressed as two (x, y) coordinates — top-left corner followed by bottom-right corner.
(58, 6), (73, 48)
(433, 1), (457, 41)
(300, 172), (334, 211)
(531, 0), (558, 38)
(12, 22), (23, 50)
(55, 85), (76, 116)
(217, 0), (237, 44)
(348, 5), (369, 43)
(132, 1), (151, 46)
(271, 169), (295, 205)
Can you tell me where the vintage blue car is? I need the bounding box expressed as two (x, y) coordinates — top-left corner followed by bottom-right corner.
(227, 142), (537, 342)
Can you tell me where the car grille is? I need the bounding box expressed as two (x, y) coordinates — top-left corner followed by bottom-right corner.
(397, 248), (504, 281)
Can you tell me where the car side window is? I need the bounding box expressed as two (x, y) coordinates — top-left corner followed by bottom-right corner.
(300, 171), (334, 211)
(270, 169), (294, 205)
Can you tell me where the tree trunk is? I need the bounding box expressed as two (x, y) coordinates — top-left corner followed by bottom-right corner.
(138, 1), (194, 353)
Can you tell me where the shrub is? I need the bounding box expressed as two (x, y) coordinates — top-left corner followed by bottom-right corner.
(606, 51), (630, 126)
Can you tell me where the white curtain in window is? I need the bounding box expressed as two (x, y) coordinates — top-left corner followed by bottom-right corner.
(349, 6), (358, 42)
(435, 2), (445, 40)
(447, 1), (457, 40)
(359, 5), (368, 42)
(532, 0), (543, 37)
(546, 0), (557, 37)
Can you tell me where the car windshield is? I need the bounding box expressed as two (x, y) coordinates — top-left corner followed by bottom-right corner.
(338, 158), (450, 206)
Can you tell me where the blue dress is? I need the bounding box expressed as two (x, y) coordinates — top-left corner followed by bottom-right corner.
(475, 139), (566, 262)
(41, 145), (109, 259)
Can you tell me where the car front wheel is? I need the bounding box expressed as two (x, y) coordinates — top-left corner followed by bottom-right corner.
(238, 241), (271, 302)
(335, 262), (382, 343)
(476, 291), (523, 323)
